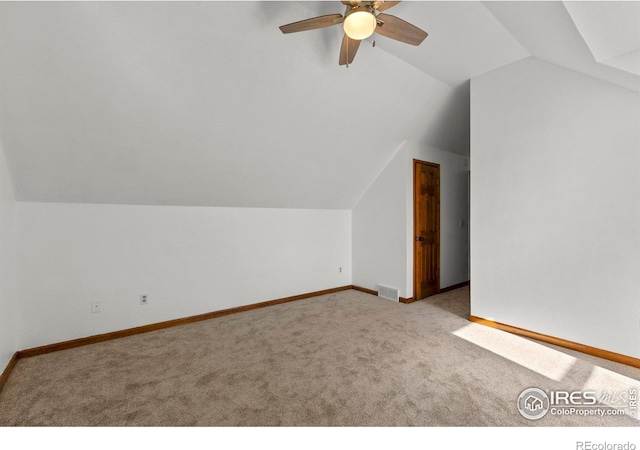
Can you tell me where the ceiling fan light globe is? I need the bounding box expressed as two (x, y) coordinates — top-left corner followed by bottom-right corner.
(343, 10), (377, 40)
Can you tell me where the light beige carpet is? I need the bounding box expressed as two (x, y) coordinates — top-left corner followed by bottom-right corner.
(1, 287), (638, 426)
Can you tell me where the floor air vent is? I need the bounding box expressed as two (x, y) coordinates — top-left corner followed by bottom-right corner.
(378, 285), (399, 302)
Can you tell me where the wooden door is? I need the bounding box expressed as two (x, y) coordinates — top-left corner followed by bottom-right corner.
(413, 160), (440, 301)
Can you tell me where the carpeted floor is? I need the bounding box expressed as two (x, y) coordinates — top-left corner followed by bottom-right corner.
(0, 287), (638, 426)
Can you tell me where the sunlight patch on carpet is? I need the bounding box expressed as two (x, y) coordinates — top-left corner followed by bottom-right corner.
(452, 323), (576, 382)
(582, 365), (640, 420)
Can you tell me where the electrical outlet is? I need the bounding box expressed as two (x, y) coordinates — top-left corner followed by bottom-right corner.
(339, 267), (342, 273)
(140, 294), (148, 305)
(91, 301), (102, 313)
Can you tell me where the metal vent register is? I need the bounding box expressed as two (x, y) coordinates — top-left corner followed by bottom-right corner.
(378, 285), (399, 302)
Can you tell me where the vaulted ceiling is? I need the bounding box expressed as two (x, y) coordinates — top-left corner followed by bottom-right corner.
(0, 1), (637, 209)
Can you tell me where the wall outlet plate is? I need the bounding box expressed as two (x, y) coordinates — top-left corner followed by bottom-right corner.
(140, 294), (148, 305)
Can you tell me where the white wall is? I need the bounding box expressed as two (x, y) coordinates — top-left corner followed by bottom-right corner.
(352, 146), (408, 298)
(471, 57), (640, 358)
(352, 141), (469, 300)
(17, 203), (351, 349)
(0, 139), (17, 370)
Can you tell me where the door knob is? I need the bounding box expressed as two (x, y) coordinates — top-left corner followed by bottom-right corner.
(415, 236), (425, 241)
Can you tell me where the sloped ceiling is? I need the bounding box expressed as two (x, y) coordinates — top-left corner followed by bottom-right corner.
(563, 1), (640, 77)
(484, 1), (640, 93)
(0, 1), (637, 209)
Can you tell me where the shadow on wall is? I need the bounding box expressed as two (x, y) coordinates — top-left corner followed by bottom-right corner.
(411, 80), (470, 155)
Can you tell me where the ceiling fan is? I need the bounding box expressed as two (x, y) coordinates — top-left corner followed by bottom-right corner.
(279, 1), (428, 67)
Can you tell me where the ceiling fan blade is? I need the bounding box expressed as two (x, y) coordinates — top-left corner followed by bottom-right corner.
(373, 1), (401, 12)
(279, 14), (343, 34)
(375, 13), (428, 45)
(339, 34), (361, 66)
